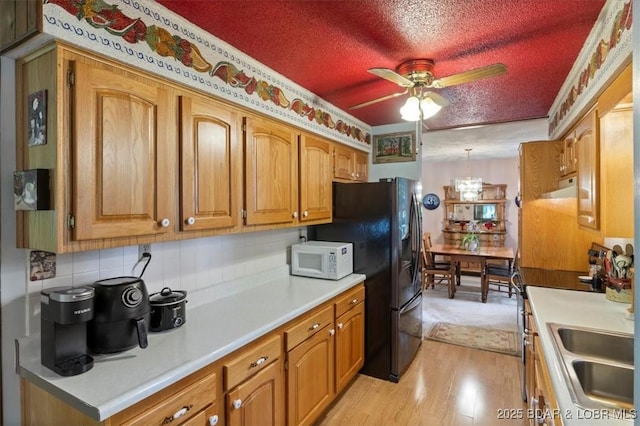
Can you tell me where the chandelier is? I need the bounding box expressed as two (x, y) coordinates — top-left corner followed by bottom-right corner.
(399, 88), (443, 121)
(454, 149), (482, 201)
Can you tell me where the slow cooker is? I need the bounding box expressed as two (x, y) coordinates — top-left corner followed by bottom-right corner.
(149, 287), (187, 332)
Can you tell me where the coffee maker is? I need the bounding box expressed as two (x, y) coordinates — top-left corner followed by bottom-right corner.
(41, 286), (95, 376)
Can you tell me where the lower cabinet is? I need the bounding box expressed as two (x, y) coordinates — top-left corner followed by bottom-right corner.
(223, 334), (284, 426)
(525, 300), (562, 426)
(334, 286), (365, 394)
(285, 304), (335, 426)
(226, 360), (284, 426)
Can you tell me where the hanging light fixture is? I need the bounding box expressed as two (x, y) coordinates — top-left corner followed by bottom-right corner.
(454, 148), (483, 201)
(400, 89), (443, 121)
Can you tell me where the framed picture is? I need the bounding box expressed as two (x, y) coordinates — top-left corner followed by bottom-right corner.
(28, 89), (47, 146)
(372, 131), (416, 164)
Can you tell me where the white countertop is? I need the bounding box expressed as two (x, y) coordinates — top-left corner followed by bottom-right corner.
(526, 286), (635, 425)
(18, 269), (366, 421)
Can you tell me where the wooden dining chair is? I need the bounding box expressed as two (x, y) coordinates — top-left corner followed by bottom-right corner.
(421, 233), (455, 298)
(485, 248), (518, 297)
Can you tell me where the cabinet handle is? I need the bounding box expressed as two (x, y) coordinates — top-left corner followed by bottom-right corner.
(232, 399), (242, 410)
(337, 322), (343, 329)
(303, 210), (308, 217)
(162, 405), (193, 424)
(185, 216), (196, 225)
(329, 328), (335, 336)
(208, 415), (219, 426)
(351, 172), (356, 178)
(356, 173), (360, 178)
(350, 298), (358, 305)
(292, 211), (298, 218)
(309, 322), (320, 331)
(250, 356), (268, 369)
(159, 218), (171, 227)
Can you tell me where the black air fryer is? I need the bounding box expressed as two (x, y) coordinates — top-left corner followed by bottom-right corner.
(88, 277), (150, 353)
(41, 286), (95, 376)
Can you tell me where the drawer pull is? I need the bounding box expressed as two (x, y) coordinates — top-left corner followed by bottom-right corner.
(309, 322), (320, 331)
(350, 298), (358, 304)
(162, 404), (193, 424)
(233, 398), (242, 410)
(337, 322), (343, 329)
(250, 356), (268, 369)
(208, 415), (219, 426)
(329, 328), (335, 336)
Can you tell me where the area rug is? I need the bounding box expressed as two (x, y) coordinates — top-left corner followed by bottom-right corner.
(426, 322), (520, 356)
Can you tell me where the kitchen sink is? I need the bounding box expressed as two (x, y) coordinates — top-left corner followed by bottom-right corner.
(556, 326), (633, 365)
(572, 360), (634, 409)
(548, 323), (634, 412)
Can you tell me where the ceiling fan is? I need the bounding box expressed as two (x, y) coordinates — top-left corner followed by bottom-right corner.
(350, 59), (507, 114)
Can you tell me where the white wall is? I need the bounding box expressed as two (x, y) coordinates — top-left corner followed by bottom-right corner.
(421, 157), (521, 252)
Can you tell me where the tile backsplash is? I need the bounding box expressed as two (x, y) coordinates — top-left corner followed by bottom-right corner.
(26, 228), (305, 335)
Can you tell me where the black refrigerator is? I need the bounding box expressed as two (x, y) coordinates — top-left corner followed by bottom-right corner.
(312, 177), (423, 382)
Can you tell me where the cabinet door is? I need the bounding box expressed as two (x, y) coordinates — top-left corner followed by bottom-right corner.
(227, 360), (284, 426)
(333, 145), (355, 180)
(354, 152), (369, 182)
(299, 134), (332, 222)
(179, 94), (241, 231)
(244, 116), (298, 225)
(561, 135), (576, 176)
(575, 108), (599, 229)
(335, 301), (364, 394)
(0, 0), (40, 53)
(287, 326), (335, 426)
(72, 60), (172, 240)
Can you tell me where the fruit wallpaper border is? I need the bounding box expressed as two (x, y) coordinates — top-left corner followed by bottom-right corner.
(43, 0), (372, 149)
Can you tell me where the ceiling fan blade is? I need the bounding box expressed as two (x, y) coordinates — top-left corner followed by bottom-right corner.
(424, 91), (450, 107)
(349, 89), (408, 110)
(432, 63), (507, 88)
(368, 68), (415, 87)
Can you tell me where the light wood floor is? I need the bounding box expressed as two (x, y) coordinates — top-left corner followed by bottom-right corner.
(318, 339), (528, 425)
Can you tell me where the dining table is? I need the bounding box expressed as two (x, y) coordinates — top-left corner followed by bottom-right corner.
(428, 244), (515, 303)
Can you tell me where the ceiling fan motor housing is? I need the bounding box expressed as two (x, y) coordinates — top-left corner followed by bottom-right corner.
(397, 59), (435, 86)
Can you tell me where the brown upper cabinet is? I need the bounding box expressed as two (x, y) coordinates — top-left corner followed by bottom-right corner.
(299, 134), (333, 222)
(0, 0), (41, 53)
(179, 93), (242, 232)
(16, 43), (355, 252)
(333, 144), (368, 182)
(71, 57), (174, 241)
(560, 133), (577, 177)
(243, 114), (299, 226)
(574, 107), (599, 230)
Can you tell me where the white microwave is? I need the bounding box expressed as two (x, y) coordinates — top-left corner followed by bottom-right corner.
(291, 241), (353, 280)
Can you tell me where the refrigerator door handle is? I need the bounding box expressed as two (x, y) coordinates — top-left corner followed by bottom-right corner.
(409, 192), (422, 288)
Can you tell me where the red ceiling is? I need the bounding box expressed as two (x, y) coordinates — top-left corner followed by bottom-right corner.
(156, 0), (606, 130)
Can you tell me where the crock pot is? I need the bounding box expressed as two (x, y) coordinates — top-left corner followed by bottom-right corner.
(149, 287), (187, 332)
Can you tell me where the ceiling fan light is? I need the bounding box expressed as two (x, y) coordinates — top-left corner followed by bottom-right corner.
(400, 96), (421, 121)
(419, 96), (442, 119)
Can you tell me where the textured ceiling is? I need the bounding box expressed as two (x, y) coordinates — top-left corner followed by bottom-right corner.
(156, 0), (606, 133)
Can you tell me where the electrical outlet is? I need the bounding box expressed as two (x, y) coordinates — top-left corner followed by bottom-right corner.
(138, 244), (151, 258)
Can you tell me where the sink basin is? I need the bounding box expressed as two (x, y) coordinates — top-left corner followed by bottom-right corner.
(548, 323), (635, 412)
(572, 360), (634, 409)
(556, 326), (633, 365)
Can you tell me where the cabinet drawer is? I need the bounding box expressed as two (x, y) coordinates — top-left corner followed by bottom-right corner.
(285, 304), (333, 351)
(120, 373), (216, 426)
(224, 334), (281, 391)
(334, 284), (364, 318)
